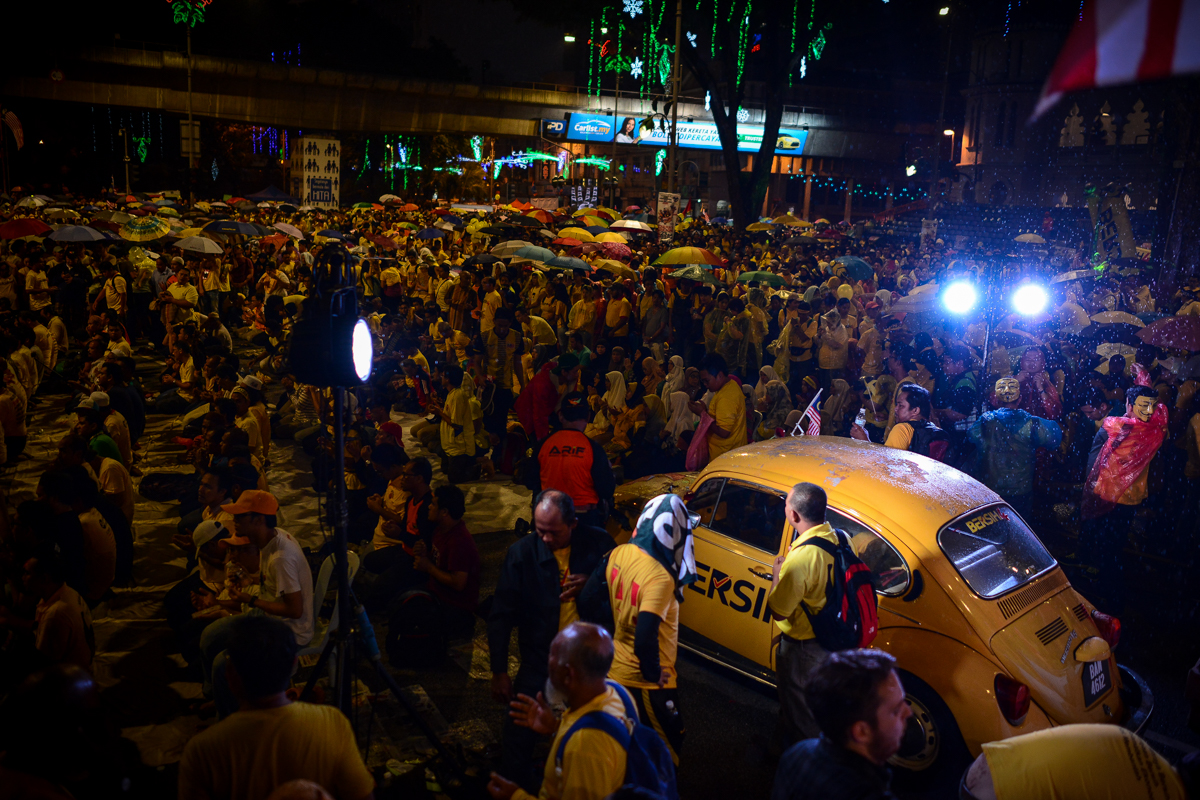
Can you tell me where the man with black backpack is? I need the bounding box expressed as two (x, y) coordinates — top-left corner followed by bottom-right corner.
(852, 383), (949, 461)
(486, 622), (677, 800)
(768, 483), (878, 750)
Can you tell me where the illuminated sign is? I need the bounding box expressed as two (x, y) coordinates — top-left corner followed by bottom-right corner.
(542, 119), (567, 138)
(566, 113), (808, 156)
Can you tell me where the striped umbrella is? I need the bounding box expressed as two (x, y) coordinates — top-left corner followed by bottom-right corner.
(119, 216), (171, 241)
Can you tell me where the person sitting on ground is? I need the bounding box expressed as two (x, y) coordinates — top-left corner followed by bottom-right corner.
(0, 547), (95, 672)
(178, 616), (375, 800)
(411, 484), (480, 637)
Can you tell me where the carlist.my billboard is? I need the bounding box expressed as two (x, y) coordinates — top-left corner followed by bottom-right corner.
(566, 113), (808, 156)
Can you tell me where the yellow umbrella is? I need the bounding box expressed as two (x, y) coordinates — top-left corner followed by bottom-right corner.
(772, 214), (807, 227)
(178, 227), (205, 238)
(573, 208), (600, 217)
(557, 227), (597, 243)
(746, 222), (775, 232)
(595, 231), (628, 243)
(594, 259), (635, 279)
(576, 215), (609, 228)
(595, 206), (621, 220)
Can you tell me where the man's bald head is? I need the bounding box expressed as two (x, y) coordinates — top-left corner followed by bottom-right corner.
(554, 622), (615, 683)
(534, 489), (576, 551)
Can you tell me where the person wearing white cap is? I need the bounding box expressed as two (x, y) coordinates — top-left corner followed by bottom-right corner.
(88, 392), (132, 469)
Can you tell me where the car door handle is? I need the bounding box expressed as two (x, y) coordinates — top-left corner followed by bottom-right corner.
(748, 566), (773, 581)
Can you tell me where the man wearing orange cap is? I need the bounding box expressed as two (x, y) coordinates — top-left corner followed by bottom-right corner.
(199, 489), (314, 718)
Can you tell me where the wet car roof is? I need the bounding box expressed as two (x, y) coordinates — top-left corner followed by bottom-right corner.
(710, 437), (1001, 545)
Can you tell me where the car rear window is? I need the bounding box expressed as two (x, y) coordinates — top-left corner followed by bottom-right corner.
(937, 505), (1056, 598)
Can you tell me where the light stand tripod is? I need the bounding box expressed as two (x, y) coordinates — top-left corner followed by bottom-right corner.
(288, 245), (461, 783)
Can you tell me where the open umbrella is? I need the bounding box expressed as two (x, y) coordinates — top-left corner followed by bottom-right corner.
(399, 203), (419, 212)
(557, 227), (597, 243)
(834, 256), (875, 281)
(175, 236), (224, 255)
(891, 288), (943, 313)
(515, 246), (557, 262)
(46, 208), (81, 220)
(746, 222), (775, 232)
(595, 231), (629, 243)
(738, 270), (786, 287)
(273, 222), (304, 239)
(15, 196), (45, 208)
(668, 265), (721, 284)
(0, 218), (52, 239)
(1014, 233), (1046, 244)
(204, 219), (257, 236)
(654, 246), (723, 266)
(119, 216), (171, 242)
(552, 238), (583, 248)
(1090, 311), (1145, 327)
(379, 193), (402, 203)
(49, 225), (106, 242)
(417, 228), (445, 239)
(465, 254), (503, 268)
(546, 256), (591, 271)
(511, 216), (544, 228)
(94, 210), (133, 224)
(365, 233), (397, 251)
(771, 214), (809, 227)
(575, 215), (609, 228)
(594, 260), (636, 279)
(316, 229), (345, 240)
(596, 242), (630, 261)
(610, 219), (653, 232)
(490, 240), (532, 257)
(1137, 316), (1200, 351)
(523, 209), (555, 225)
(1051, 269), (1097, 284)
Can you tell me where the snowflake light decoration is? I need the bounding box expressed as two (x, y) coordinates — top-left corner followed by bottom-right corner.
(687, 31), (697, 47)
(705, 91), (711, 111)
(211, 158), (218, 181)
(623, 0), (643, 18)
(736, 107), (750, 123)
(630, 57), (643, 79)
(799, 56), (807, 79)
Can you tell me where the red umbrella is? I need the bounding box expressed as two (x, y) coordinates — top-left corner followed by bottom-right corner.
(365, 233), (397, 250)
(552, 237), (582, 248)
(400, 203), (419, 212)
(0, 218), (52, 239)
(599, 241), (632, 260)
(1137, 315), (1200, 351)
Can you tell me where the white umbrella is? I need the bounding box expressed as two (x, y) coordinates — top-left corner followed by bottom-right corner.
(49, 225), (106, 242)
(1051, 269), (1095, 283)
(273, 222), (304, 239)
(611, 219), (653, 232)
(15, 196), (45, 208)
(257, 201), (273, 208)
(379, 193), (401, 203)
(175, 236), (224, 255)
(1090, 311), (1145, 327)
(490, 240), (532, 257)
(1096, 343), (1136, 359)
(1014, 233), (1046, 244)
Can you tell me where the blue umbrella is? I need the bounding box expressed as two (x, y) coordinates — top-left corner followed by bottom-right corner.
(49, 225), (106, 242)
(584, 226), (608, 235)
(515, 245), (557, 262)
(204, 220), (257, 236)
(546, 256), (590, 271)
(442, 215), (463, 225)
(316, 229), (345, 240)
(416, 228), (444, 239)
(834, 255), (875, 281)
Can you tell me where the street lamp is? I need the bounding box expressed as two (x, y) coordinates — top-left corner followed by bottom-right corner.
(939, 6), (949, 14)
(944, 128), (956, 171)
(564, 34), (576, 42)
(1012, 284), (1049, 316)
(931, 3), (953, 208)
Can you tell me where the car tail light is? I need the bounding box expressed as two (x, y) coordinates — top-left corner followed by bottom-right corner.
(995, 674), (1030, 726)
(1091, 610), (1121, 650)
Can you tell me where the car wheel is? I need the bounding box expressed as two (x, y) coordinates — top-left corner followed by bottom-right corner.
(890, 671), (971, 790)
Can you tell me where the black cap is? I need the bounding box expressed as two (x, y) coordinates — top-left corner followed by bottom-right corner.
(559, 392), (589, 422)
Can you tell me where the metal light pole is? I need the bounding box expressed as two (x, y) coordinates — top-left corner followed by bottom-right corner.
(186, 25), (196, 203)
(610, 71), (621, 208)
(667, 0), (683, 193)
(930, 4), (953, 209)
(118, 128), (131, 194)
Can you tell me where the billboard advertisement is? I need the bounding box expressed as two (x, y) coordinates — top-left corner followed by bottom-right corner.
(542, 119), (567, 139)
(658, 192), (680, 245)
(567, 113), (808, 156)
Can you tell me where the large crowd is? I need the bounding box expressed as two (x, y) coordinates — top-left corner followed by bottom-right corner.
(0, 191), (1198, 799)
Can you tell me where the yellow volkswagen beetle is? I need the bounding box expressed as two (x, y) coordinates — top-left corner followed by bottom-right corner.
(606, 437), (1152, 776)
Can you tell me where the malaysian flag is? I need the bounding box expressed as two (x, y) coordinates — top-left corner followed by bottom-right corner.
(2, 110), (23, 150)
(792, 389), (822, 436)
(1035, 0), (1200, 118)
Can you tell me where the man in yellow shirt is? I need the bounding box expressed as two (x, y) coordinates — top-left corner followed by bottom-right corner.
(179, 616), (375, 800)
(604, 285), (633, 343)
(480, 275), (504, 335)
(688, 353), (747, 462)
(487, 622), (631, 800)
(604, 493), (697, 766)
(767, 482), (838, 746)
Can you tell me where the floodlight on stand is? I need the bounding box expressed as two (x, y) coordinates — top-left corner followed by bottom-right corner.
(1012, 284), (1049, 316)
(288, 245), (374, 387)
(942, 281), (978, 315)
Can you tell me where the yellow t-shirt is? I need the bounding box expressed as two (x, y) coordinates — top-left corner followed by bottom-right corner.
(371, 478), (409, 550)
(511, 686), (630, 800)
(606, 543), (679, 690)
(767, 523), (838, 641)
(706, 379), (747, 461)
(481, 290), (503, 333)
(605, 297), (633, 336)
(440, 387), (476, 458)
(884, 422), (915, 451)
(555, 547), (578, 631)
(981, 725), (1185, 800)
(178, 702), (375, 800)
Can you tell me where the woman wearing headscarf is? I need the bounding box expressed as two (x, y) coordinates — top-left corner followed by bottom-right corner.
(641, 357), (666, 398)
(756, 380), (794, 439)
(663, 391), (698, 442)
(820, 378), (854, 436)
(659, 355), (685, 405)
(584, 370), (627, 443)
(608, 382), (647, 459)
(683, 367), (704, 403)
(754, 366), (780, 406)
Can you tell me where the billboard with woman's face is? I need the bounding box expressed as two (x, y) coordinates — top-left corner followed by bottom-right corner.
(567, 113), (808, 156)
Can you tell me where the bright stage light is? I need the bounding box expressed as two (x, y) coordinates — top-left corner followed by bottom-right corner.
(352, 319), (373, 382)
(942, 281), (978, 314)
(1012, 284), (1049, 316)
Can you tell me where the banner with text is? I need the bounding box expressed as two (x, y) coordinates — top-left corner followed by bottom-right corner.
(567, 113), (808, 156)
(658, 192), (680, 245)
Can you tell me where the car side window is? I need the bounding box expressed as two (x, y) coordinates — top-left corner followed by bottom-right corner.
(688, 478), (724, 528)
(827, 509), (911, 596)
(706, 482), (787, 554)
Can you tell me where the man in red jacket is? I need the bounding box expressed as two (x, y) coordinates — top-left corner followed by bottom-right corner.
(536, 392), (615, 529)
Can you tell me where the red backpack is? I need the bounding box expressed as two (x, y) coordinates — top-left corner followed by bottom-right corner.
(800, 529), (879, 650)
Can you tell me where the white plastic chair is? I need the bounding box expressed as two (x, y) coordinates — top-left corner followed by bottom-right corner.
(297, 551), (360, 686)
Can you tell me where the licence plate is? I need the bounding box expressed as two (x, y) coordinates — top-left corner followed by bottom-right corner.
(1082, 658), (1112, 707)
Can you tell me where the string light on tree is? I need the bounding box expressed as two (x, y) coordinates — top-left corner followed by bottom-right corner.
(167, 0), (212, 27)
(655, 149), (666, 176)
(470, 135), (483, 161)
